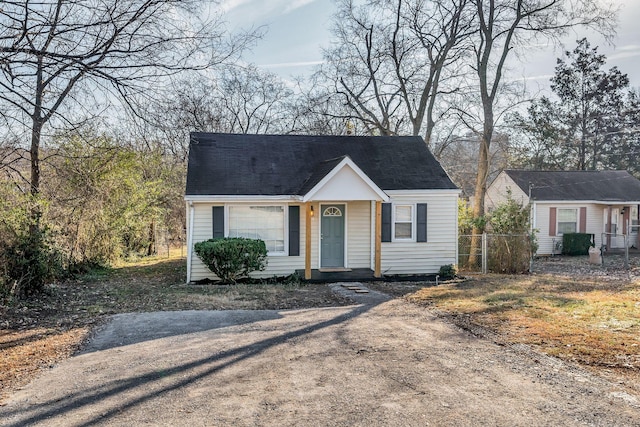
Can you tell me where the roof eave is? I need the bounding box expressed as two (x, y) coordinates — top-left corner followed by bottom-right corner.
(184, 195), (302, 202)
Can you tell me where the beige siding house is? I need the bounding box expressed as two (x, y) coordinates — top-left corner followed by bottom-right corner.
(185, 133), (460, 282)
(486, 170), (640, 256)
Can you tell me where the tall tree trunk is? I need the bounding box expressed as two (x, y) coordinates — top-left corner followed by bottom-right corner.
(29, 57), (45, 237)
(30, 121), (42, 199)
(468, 128), (492, 268)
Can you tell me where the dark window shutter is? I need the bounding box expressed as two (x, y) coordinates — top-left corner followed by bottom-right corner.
(417, 203), (427, 242)
(289, 206), (300, 256)
(212, 206), (224, 239)
(549, 207), (556, 236)
(382, 203), (392, 242)
(579, 207), (587, 233)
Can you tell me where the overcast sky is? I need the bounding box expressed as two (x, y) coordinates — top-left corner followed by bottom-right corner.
(221, 0), (640, 92)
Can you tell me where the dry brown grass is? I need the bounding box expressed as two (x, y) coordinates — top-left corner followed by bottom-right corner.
(406, 273), (640, 392)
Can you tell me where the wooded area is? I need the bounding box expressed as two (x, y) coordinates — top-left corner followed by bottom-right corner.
(2, 0), (637, 300)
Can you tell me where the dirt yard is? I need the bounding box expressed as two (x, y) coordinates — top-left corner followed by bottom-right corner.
(2, 295), (639, 426)
(0, 258), (352, 403)
(1, 254), (639, 425)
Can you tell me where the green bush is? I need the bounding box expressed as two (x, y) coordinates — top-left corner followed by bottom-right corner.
(562, 233), (594, 256)
(194, 238), (268, 284)
(1, 229), (62, 302)
(438, 264), (457, 280)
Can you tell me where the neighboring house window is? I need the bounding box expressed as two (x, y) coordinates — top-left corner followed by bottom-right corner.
(393, 205), (414, 241)
(632, 205), (639, 229)
(557, 208), (577, 234)
(228, 206), (285, 253)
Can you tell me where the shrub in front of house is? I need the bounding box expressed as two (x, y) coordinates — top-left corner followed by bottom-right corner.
(562, 233), (594, 256)
(194, 237), (267, 284)
(438, 264), (457, 280)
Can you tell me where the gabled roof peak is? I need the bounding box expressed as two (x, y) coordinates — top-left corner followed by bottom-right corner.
(300, 155), (388, 202)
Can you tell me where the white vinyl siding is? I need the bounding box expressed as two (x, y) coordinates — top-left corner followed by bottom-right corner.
(346, 201), (371, 268)
(535, 202), (632, 255)
(485, 172), (530, 211)
(188, 202), (305, 281)
(188, 192), (459, 281)
(381, 191), (458, 274)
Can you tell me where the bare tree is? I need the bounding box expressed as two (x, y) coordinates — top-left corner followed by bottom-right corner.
(216, 65), (294, 134)
(138, 65), (294, 160)
(0, 0), (254, 224)
(0, 0), (256, 292)
(134, 77), (226, 162)
(466, 0), (617, 230)
(319, 0), (473, 146)
(288, 80), (357, 135)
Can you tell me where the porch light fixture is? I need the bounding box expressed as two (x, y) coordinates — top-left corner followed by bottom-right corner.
(310, 205), (314, 217)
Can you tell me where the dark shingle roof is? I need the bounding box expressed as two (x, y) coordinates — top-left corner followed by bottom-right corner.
(298, 155), (349, 195)
(503, 170), (640, 202)
(186, 133), (457, 196)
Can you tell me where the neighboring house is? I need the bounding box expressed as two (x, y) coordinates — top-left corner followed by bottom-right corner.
(486, 170), (640, 255)
(185, 133), (460, 282)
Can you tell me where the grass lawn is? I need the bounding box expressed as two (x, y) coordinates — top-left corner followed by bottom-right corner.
(406, 273), (640, 394)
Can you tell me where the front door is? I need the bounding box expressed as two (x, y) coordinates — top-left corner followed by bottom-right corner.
(321, 204), (345, 268)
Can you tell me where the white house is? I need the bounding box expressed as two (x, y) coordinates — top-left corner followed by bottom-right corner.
(486, 170), (640, 255)
(185, 133), (460, 282)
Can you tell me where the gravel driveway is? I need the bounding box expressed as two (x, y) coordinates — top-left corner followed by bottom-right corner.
(1, 283), (639, 426)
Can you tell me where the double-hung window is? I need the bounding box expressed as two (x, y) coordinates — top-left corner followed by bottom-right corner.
(557, 208), (577, 234)
(393, 205), (414, 241)
(228, 205), (285, 253)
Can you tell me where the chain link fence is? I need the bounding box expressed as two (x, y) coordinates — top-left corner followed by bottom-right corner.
(601, 232), (629, 269)
(459, 233), (534, 274)
(153, 227), (187, 258)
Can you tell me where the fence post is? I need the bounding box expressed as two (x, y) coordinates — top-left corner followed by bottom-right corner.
(625, 234), (629, 269)
(529, 234), (534, 273)
(482, 232), (487, 274)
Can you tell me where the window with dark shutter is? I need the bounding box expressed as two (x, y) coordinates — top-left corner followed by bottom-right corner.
(289, 206), (300, 256)
(212, 206), (224, 238)
(417, 203), (427, 242)
(381, 203), (392, 242)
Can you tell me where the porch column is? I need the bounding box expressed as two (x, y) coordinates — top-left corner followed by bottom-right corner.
(606, 205), (612, 249)
(374, 201), (382, 278)
(305, 202), (312, 280)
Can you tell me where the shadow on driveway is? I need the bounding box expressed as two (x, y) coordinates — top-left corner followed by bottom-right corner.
(1, 303), (375, 427)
